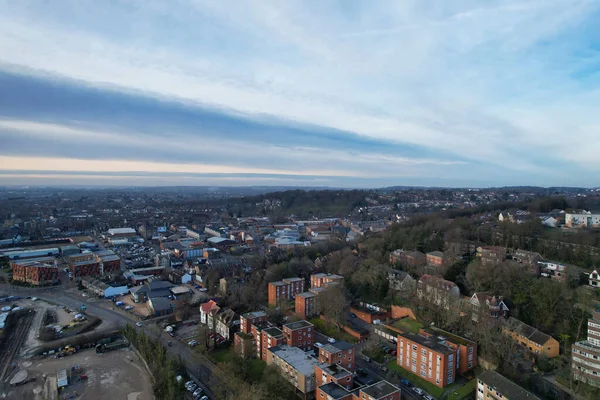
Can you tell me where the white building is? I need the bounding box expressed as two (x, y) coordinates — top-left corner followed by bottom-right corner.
(565, 212), (600, 228)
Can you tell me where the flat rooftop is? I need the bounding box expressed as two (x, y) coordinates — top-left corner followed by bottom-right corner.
(319, 363), (352, 379)
(318, 382), (350, 399)
(283, 320), (313, 330)
(242, 311), (267, 319)
(263, 327), (283, 337)
(400, 332), (454, 355)
(321, 341), (354, 353)
(479, 370), (540, 400)
(361, 380), (399, 398)
(269, 345), (319, 376)
(297, 291), (317, 298)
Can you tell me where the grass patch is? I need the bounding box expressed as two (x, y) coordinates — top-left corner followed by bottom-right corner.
(387, 360), (445, 398)
(448, 379), (476, 400)
(392, 318), (422, 334)
(309, 317), (359, 344)
(209, 346), (234, 363)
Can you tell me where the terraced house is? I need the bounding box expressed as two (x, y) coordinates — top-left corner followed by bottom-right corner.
(502, 317), (559, 358)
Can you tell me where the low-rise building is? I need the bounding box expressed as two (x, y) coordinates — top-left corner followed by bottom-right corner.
(315, 380), (400, 400)
(11, 259), (59, 286)
(477, 370), (540, 400)
(81, 277), (129, 298)
(420, 327), (477, 373)
(478, 246), (507, 266)
(469, 292), (510, 324)
(199, 300), (219, 327)
(148, 297), (172, 316)
(388, 269), (416, 295)
(417, 274), (460, 310)
(572, 312), (600, 388)
(282, 320), (314, 352)
(512, 250), (543, 275)
(426, 251), (445, 268)
(267, 345), (320, 395)
(589, 269), (600, 288)
(503, 317), (559, 358)
(268, 277), (305, 306)
(215, 309), (240, 341)
(565, 212), (600, 228)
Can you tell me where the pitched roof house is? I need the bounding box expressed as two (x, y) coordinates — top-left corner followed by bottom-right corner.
(502, 317), (559, 358)
(417, 274), (460, 310)
(469, 292), (510, 324)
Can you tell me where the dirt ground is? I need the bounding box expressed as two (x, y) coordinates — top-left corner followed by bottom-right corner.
(3, 347), (153, 400)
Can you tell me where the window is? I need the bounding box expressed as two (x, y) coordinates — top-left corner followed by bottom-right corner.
(412, 345), (418, 351)
(308, 327), (311, 331)
(421, 349), (427, 355)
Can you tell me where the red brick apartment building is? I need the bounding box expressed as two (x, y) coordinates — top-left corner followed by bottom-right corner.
(317, 341), (356, 371)
(316, 380), (400, 400)
(68, 253), (101, 278)
(282, 320), (314, 351)
(311, 273), (344, 288)
(420, 328), (477, 373)
(296, 291), (319, 318)
(261, 327), (284, 361)
(397, 331), (459, 388)
(240, 311), (268, 334)
(96, 250), (121, 275)
(314, 363), (353, 390)
(268, 277), (305, 306)
(11, 259), (59, 286)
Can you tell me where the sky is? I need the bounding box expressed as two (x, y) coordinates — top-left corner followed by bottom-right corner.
(1, 1), (600, 188)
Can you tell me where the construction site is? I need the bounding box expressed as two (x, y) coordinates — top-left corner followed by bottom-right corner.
(0, 296), (152, 400)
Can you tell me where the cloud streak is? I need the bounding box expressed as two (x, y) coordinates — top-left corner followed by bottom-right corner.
(0, 0), (599, 186)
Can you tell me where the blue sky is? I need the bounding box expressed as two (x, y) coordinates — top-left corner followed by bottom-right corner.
(1, 0), (600, 188)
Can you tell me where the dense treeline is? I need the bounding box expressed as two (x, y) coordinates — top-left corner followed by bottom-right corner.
(122, 324), (187, 400)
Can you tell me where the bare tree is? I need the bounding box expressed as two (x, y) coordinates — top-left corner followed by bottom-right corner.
(318, 286), (348, 330)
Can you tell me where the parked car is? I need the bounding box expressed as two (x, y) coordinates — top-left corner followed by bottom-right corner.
(315, 343), (323, 348)
(186, 383), (197, 392)
(423, 395), (435, 400)
(356, 368), (367, 376)
(192, 388), (203, 398)
(379, 366), (388, 373)
(136, 322), (143, 327)
(400, 379), (410, 386)
(199, 396), (209, 400)
(350, 313), (357, 318)
(327, 337), (336, 343)
(411, 387), (424, 395)
(362, 356), (371, 363)
(188, 340), (198, 347)
(125, 305), (133, 310)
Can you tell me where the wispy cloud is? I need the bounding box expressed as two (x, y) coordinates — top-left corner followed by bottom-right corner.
(0, 0), (599, 186)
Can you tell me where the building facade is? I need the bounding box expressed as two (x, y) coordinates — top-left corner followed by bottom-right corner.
(397, 332), (458, 388)
(565, 213), (600, 228)
(11, 259), (59, 286)
(317, 341), (356, 371)
(282, 320), (314, 352)
(311, 273), (344, 288)
(503, 317), (560, 358)
(477, 370), (540, 400)
(572, 312), (600, 387)
(268, 277), (305, 306)
(295, 291), (318, 319)
(417, 274), (460, 310)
